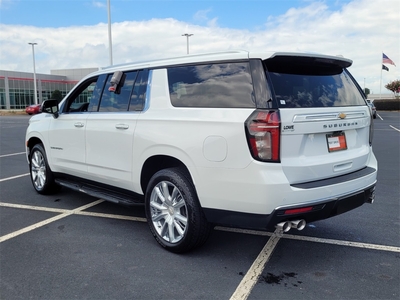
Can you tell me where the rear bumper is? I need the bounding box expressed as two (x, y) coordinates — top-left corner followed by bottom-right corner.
(203, 183), (376, 231)
(265, 182), (376, 230)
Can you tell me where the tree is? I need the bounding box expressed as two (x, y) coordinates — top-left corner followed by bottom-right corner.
(364, 88), (370, 96)
(384, 80), (400, 97)
(51, 90), (63, 102)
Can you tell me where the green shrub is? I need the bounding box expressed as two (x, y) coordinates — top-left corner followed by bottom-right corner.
(373, 99), (400, 110)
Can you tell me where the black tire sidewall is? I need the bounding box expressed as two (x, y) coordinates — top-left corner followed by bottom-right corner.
(30, 144), (58, 194)
(145, 168), (209, 253)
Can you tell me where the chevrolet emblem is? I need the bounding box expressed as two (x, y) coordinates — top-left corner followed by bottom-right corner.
(338, 113), (347, 119)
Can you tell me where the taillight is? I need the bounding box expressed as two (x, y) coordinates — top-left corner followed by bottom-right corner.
(245, 110), (281, 162)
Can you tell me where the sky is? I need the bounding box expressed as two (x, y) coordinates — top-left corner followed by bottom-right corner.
(0, 0), (399, 95)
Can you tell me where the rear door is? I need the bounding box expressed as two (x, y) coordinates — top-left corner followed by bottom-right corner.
(264, 54), (372, 184)
(85, 70), (148, 189)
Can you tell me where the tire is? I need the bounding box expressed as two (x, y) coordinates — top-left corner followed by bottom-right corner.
(29, 143), (60, 194)
(145, 168), (211, 253)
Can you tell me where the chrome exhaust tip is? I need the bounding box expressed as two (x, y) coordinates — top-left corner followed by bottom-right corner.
(366, 187), (375, 204)
(276, 221), (291, 232)
(290, 219), (306, 231)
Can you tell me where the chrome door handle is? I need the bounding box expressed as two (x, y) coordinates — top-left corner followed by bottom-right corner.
(115, 124), (129, 130)
(74, 122), (84, 128)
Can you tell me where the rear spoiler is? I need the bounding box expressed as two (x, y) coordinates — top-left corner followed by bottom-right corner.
(266, 52), (352, 68)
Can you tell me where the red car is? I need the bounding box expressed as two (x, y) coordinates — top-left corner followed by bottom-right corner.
(25, 104), (41, 115)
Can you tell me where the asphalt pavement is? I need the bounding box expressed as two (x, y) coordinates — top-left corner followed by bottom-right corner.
(0, 112), (399, 300)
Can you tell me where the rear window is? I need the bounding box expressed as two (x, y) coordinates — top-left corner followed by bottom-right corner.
(265, 57), (366, 108)
(167, 62), (255, 108)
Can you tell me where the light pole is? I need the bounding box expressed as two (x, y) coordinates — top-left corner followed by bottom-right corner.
(107, 0), (113, 65)
(28, 42), (38, 105)
(182, 33), (193, 54)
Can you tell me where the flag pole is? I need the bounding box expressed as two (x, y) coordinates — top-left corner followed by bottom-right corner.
(380, 52), (382, 99)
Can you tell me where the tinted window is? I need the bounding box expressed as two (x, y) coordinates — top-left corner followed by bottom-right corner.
(129, 70), (148, 111)
(63, 76), (103, 113)
(167, 62), (255, 108)
(249, 59), (275, 109)
(99, 71), (138, 112)
(87, 75), (107, 112)
(265, 58), (365, 108)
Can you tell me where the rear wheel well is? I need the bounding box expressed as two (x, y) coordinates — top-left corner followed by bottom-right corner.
(141, 155), (191, 194)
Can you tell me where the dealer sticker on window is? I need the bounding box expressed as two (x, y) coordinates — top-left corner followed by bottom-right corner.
(326, 132), (347, 152)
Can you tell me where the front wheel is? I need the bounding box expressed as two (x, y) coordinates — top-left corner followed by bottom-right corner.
(145, 168), (211, 253)
(30, 143), (60, 194)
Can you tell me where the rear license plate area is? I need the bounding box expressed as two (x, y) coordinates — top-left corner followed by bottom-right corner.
(326, 131), (347, 152)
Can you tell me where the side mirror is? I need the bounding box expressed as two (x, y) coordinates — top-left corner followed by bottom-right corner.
(42, 99), (59, 118)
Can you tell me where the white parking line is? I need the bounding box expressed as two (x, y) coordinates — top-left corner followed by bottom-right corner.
(0, 200), (103, 243)
(390, 125), (400, 132)
(282, 233), (400, 253)
(230, 228), (282, 300)
(0, 152), (26, 158)
(217, 226), (400, 253)
(0, 202), (147, 222)
(377, 113), (383, 120)
(2, 200), (400, 300)
(2, 202), (400, 253)
(0, 173), (30, 182)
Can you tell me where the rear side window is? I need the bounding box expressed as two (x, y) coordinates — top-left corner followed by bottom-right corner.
(129, 70), (148, 111)
(265, 57), (366, 108)
(99, 71), (138, 112)
(167, 62), (255, 108)
(88, 69), (149, 112)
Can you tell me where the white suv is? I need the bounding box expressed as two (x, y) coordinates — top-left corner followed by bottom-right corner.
(26, 50), (377, 253)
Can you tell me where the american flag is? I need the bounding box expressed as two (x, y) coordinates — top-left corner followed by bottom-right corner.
(383, 53), (396, 66)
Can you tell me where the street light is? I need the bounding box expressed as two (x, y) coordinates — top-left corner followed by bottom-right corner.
(28, 42), (38, 105)
(107, 0), (113, 65)
(182, 33), (193, 54)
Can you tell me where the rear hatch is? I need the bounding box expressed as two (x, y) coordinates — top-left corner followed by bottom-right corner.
(264, 54), (372, 184)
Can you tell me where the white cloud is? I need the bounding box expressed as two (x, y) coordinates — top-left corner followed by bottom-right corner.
(0, 0), (398, 94)
(92, 1), (106, 9)
(193, 8), (212, 22)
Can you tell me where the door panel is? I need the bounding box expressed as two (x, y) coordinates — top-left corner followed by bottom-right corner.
(85, 112), (139, 189)
(47, 77), (102, 176)
(85, 71), (146, 189)
(48, 114), (88, 176)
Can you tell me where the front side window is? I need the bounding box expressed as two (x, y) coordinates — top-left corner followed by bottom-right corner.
(167, 62), (255, 108)
(63, 76), (102, 113)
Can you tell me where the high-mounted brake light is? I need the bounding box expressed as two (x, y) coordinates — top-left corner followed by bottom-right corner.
(245, 110), (281, 162)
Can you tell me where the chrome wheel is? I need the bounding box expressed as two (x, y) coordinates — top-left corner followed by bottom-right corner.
(31, 149), (46, 190)
(145, 168), (211, 253)
(149, 181), (188, 243)
(29, 143), (59, 194)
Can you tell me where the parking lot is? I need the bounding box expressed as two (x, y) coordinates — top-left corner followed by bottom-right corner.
(1, 112), (399, 300)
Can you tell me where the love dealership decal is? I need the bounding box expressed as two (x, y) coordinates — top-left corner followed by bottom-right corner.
(282, 121), (360, 132)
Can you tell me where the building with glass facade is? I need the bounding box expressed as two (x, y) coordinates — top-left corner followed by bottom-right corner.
(0, 68), (98, 110)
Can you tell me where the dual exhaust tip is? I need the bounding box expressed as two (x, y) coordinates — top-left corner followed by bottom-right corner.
(276, 219), (306, 233)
